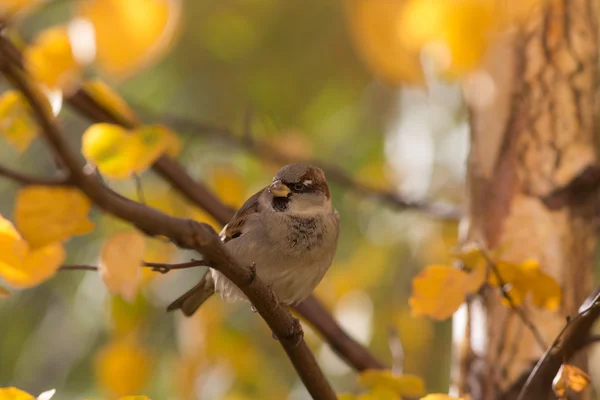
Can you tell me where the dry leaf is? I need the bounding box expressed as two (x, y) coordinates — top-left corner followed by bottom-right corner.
(409, 264), (485, 320)
(0, 387), (35, 400)
(78, 0), (181, 77)
(0, 242), (65, 288)
(99, 232), (145, 302)
(94, 337), (152, 397)
(15, 186), (94, 248)
(359, 369), (425, 397)
(552, 363), (591, 399)
(82, 123), (181, 180)
(0, 90), (37, 152)
(24, 25), (81, 92)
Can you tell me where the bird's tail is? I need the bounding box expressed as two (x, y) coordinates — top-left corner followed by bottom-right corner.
(167, 272), (215, 316)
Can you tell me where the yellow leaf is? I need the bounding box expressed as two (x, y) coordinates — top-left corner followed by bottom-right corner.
(209, 167), (246, 208)
(0, 214), (28, 275)
(0, 90), (37, 152)
(346, 0), (424, 85)
(82, 123), (180, 180)
(0, 242), (65, 288)
(15, 186), (94, 248)
(409, 264), (484, 320)
(357, 387), (399, 400)
(83, 79), (139, 127)
(492, 259), (561, 311)
(119, 397), (151, 400)
(0, 285), (10, 298)
(78, 0), (182, 77)
(359, 370), (425, 397)
(24, 25), (81, 92)
(95, 337), (152, 398)
(420, 395), (465, 400)
(553, 364), (591, 399)
(0, 387), (35, 400)
(99, 232), (145, 302)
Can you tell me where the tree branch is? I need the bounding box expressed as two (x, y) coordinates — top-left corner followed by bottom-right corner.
(509, 286), (600, 400)
(0, 163), (72, 186)
(0, 34), (385, 374)
(143, 110), (463, 221)
(0, 54), (337, 400)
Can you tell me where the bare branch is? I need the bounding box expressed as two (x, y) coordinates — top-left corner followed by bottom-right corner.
(143, 110), (463, 221)
(513, 286), (600, 400)
(59, 259), (208, 273)
(0, 52), (337, 400)
(0, 163), (72, 186)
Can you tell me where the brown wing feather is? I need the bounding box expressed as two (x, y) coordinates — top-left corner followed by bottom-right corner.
(220, 188), (264, 243)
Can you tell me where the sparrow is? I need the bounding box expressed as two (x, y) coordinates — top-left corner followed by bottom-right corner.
(167, 163), (340, 316)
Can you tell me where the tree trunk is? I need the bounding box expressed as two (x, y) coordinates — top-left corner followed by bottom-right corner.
(456, 0), (599, 399)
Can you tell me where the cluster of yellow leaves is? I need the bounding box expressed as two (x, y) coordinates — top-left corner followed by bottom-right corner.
(0, 387), (150, 400)
(409, 246), (561, 320)
(347, 0), (543, 84)
(552, 364), (591, 399)
(339, 369), (465, 400)
(82, 123), (180, 179)
(18, 0), (181, 92)
(0, 186), (94, 289)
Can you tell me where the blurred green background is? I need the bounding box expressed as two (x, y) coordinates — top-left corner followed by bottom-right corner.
(0, 0), (469, 399)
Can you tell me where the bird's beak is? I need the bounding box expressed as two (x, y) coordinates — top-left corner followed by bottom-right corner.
(269, 180), (291, 197)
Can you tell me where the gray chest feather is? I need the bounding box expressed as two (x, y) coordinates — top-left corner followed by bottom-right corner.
(285, 216), (325, 252)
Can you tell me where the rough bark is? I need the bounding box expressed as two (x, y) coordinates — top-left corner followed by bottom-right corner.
(457, 0), (599, 398)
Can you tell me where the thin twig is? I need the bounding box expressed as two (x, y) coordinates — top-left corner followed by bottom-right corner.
(515, 287), (600, 400)
(0, 163), (72, 186)
(59, 259), (209, 273)
(478, 247), (548, 351)
(0, 44), (337, 400)
(133, 173), (146, 204)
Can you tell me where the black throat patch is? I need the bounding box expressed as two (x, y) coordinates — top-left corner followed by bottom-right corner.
(272, 196), (290, 212)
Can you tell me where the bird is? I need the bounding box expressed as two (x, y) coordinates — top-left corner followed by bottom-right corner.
(167, 163), (340, 316)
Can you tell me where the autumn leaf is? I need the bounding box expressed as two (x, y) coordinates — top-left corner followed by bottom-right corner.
(78, 0), (182, 77)
(0, 242), (65, 288)
(409, 264), (485, 320)
(82, 123), (181, 179)
(0, 90), (37, 152)
(95, 336), (152, 397)
(0, 387), (35, 400)
(359, 369), (425, 397)
(15, 186), (94, 249)
(552, 364), (591, 399)
(455, 247), (561, 311)
(82, 79), (139, 127)
(346, 0), (424, 85)
(119, 397), (151, 400)
(24, 25), (81, 92)
(209, 167), (246, 208)
(99, 232), (145, 302)
(420, 395), (465, 400)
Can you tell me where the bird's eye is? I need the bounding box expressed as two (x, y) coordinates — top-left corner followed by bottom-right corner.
(293, 183), (305, 192)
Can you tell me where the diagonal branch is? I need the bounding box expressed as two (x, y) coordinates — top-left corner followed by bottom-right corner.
(143, 110), (462, 221)
(0, 34), (385, 373)
(508, 286), (600, 400)
(0, 53), (337, 400)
